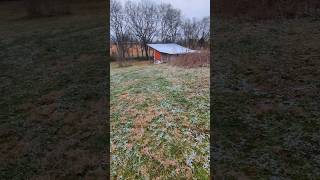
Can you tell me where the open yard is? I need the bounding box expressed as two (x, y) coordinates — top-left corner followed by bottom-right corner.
(213, 17), (320, 178)
(111, 61), (210, 179)
(0, 1), (107, 179)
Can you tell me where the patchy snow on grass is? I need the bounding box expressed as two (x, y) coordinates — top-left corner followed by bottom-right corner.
(111, 62), (209, 179)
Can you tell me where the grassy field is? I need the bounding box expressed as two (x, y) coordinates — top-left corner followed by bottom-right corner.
(0, 1), (108, 179)
(213, 17), (320, 178)
(111, 61), (210, 179)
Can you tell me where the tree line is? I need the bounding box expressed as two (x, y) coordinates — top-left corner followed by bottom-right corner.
(110, 0), (210, 62)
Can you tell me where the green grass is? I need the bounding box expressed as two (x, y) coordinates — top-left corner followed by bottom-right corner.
(0, 1), (107, 179)
(213, 17), (320, 178)
(111, 62), (209, 179)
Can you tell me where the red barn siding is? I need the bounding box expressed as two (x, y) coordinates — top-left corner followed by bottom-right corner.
(154, 50), (161, 61)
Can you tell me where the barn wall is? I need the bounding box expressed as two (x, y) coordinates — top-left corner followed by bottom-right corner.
(156, 54), (181, 62)
(168, 54), (179, 61)
(147, 44), (192, 64)
(154, 50), (161, 62)
(161, 53), (169, 62)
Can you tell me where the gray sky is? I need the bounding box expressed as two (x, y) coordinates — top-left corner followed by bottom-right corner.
(116, 0), (210, 19)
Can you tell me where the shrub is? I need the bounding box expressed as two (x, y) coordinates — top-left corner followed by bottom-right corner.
(169, 51), (210, 68)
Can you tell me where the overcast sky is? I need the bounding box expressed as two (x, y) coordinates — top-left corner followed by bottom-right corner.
(116, 0), (210, 19)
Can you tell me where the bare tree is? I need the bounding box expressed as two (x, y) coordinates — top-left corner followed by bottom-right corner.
(111, 0), (130, 66)
(125, 0), (159, 59)
(158, 3), (182, 43)
(181, 17), (200, 49)
(198, 16), (210, 49)
(112, 0), (209, 60)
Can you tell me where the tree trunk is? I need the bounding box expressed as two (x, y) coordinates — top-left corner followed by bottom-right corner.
(118, 42), (127, 67)
(136, 45), (139, 57)
(144, 44), (149, 60)
(128, 48), (131, 59)
(141, 46), (144, 57)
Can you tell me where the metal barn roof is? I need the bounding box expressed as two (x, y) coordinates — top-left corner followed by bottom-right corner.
(147, 43), (195, 55)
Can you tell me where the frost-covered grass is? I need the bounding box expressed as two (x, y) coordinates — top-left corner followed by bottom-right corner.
(111, 61), (209, 179)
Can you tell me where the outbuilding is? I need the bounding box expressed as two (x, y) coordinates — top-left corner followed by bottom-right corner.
(147, 43), (195, 64)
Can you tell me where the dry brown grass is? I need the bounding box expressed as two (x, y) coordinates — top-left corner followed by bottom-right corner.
(169, 51), (210, 68)
(111, 59), (152, 69)
(110, 44), (145, 57)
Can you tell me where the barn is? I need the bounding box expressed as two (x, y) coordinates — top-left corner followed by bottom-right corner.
(147, 43), (195, 64)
